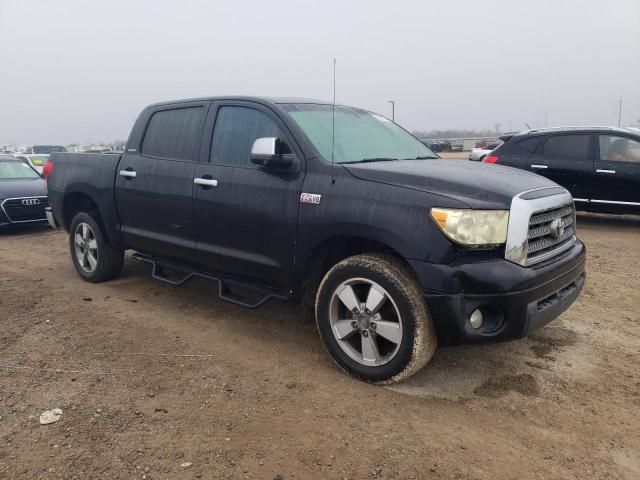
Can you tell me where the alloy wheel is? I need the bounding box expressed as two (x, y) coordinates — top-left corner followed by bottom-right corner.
(328, 277), (403, 367)
(74, 222), (98, 273)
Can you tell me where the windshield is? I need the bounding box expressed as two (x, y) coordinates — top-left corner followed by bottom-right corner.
(282, 104), (437, 163)
(0, 160), (41, 180)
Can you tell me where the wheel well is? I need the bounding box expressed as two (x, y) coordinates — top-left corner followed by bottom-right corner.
(301, 236), (409, 308)
(62, 193), (100, 230)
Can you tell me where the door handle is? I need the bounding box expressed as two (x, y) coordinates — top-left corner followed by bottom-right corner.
(596, 169), (616, 174)
(531, 164), (548, 169)
(194, 178), (218, 187)
(119, 170), (137, 178)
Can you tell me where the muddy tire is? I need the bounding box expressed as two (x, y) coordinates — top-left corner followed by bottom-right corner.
(69, 211), (124, 283)
(315, 253), (437, 384)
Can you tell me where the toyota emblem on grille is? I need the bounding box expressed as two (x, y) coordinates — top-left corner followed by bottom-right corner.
(21, 198), (41, 206)
(549, 218), (564, 238)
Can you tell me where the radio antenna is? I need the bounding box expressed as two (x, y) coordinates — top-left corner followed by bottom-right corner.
(331, 58), (336, 184)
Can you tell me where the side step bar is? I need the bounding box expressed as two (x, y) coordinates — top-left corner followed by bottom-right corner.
(131, 252), (289, 309)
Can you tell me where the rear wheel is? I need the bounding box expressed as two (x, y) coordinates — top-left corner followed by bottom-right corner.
(69, 211), (124, 283)
(315, 253), (437, 383)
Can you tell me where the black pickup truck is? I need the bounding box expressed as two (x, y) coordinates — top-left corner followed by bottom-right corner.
(45, 97), (586, 383)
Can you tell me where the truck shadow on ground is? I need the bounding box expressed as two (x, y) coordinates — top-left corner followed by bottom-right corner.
(386, 321), (579, 401)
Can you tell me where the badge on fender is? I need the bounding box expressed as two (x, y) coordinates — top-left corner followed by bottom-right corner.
(300, 193), (321, 205)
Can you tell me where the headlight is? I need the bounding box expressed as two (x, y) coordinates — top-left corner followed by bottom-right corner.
(430, 208), (509, 247)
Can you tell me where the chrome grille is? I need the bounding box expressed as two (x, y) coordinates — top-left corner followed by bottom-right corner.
(526, 203), (576, 265)
(1, 197), (48, 223)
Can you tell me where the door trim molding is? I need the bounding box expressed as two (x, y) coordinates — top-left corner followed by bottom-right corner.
(591, 199), (640, 206)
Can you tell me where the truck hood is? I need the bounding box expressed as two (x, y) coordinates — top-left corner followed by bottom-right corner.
(343, 159), (559, 209)
(0, 178), (47, 200)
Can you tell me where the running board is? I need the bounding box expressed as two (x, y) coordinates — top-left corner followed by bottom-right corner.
(131, 252), (289, 309)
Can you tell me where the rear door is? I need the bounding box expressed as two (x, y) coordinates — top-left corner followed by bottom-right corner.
(591, 134), (640, 212)
(192, 102), (304, 289)
(527, 133), (593, 200)
(115, 102), (208, 261)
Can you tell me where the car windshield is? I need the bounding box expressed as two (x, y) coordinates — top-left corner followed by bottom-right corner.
(0, 160), (40, 180)
(282, 104), (437, 163)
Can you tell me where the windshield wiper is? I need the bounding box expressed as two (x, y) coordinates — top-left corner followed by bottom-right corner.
(344, 157), (399, 164)
(412, 155), (439, 159)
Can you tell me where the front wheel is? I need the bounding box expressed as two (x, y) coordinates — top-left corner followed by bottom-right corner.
(315, 253), (437, 384)
(69, 211), (124, 283)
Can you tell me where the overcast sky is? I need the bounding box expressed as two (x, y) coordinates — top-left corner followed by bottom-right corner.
(1, 0), (639, 145)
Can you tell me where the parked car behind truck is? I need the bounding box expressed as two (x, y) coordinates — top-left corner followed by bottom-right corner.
(484, 126), (640, 214)
(0, 155), (48, 227)
(45, 96), (586, 383)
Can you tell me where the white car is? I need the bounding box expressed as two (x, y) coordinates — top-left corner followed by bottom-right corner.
(13, 154), (49, 174)
(468, 142), (500, 161)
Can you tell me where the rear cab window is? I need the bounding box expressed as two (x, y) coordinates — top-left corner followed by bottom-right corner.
(141, 106), (204, 160)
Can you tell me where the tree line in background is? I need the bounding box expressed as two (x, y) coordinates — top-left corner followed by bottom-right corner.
(412, 126), (503, 139)
(414, 118), (640, 140)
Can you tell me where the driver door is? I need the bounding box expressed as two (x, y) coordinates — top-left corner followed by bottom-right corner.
(192, 102), (304, 288)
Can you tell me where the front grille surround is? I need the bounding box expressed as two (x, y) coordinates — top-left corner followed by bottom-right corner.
(505, 188), (577, 267)
(1, 196), (48, 223)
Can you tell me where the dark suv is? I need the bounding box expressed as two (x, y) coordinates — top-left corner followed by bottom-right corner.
(484, 127), (640, 214)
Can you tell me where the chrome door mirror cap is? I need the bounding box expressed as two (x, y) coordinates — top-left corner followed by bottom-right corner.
(251, 137), (278, 157)
(250, 137), (294, 169)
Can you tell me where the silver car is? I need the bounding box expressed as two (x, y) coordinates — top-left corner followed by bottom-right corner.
(468, 142), (501, 161)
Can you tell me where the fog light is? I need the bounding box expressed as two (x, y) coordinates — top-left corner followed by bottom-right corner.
(469, 309), (484, 329)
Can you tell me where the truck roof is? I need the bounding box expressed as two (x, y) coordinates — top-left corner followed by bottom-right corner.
(145, 96), (342, 109)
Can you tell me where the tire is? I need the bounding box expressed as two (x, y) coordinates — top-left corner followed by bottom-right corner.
(315, 253), (437, 384)
(69, 211), (124, 283)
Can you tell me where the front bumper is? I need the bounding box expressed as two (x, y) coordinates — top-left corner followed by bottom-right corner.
(45, 207), (59, 229)
(409, 240), (586, 346)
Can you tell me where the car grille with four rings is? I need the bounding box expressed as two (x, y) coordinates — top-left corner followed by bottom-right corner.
(526, 203), (576, 265)
(1, 197), (48, 223)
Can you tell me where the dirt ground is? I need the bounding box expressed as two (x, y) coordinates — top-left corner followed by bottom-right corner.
(1, 213), (639, 480)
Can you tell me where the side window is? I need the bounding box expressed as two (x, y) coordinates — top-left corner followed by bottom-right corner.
(141, 107), (203, 160)
(542, 135), (590, 159)
(516, 137), (540, 153)
(211, 106), (284, 167)
(599, 135), (640, 163)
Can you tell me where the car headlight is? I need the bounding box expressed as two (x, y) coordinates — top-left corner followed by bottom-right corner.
(430, 208), (509, 247)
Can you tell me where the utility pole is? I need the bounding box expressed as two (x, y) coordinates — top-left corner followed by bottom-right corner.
(388, 100), (395, 122)
(617, 97), (622, 127)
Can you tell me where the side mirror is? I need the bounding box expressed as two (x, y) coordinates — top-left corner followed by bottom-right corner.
(250, 137), (294, 169)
